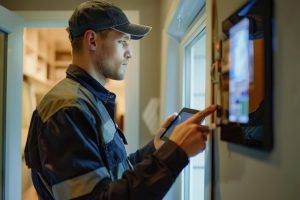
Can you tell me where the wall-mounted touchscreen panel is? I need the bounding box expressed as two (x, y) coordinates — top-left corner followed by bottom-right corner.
(220, 0), (273, 150)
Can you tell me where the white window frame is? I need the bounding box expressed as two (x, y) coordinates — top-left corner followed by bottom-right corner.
(161, 0), (214, 199)
(178, 13), (212, 200)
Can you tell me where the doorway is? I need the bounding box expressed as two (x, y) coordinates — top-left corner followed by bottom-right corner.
(21, 27), (73, 199)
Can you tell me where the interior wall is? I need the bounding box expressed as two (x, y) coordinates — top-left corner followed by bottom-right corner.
(214, 0), (300, 199)
(0, 30), (4, 199)
(161, 0), (174, 29)
(159, 1), (182, 200)
(1, 0), (161, 147)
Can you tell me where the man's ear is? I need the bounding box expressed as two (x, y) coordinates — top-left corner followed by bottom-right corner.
(84, 30), (98, 51)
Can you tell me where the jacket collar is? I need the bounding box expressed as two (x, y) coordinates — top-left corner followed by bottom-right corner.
(66, 64), (116, 104)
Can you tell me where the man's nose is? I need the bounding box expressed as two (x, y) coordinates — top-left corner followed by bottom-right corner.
(125, 46), (132, 59)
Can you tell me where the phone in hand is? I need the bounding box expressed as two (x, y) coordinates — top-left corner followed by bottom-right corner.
(160, 107), (205, 141)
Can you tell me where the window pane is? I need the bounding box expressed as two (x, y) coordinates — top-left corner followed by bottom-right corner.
(0, 30), (7, 200)
(191, 33), (206, 109)
(185, 30), (206, 200)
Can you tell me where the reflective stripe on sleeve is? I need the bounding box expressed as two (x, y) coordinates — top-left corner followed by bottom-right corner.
(52, 167), (110, 200)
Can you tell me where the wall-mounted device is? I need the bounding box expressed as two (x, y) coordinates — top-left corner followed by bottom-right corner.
(219, 0), (273, 150)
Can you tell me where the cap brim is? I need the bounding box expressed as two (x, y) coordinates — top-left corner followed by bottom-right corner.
(112, 23), (152, 40)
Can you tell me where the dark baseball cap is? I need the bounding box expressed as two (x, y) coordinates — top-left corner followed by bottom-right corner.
(68, 0), (152, 40)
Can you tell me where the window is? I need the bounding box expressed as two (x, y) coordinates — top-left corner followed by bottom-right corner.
(181, 22), (207, 200)
(161, 1), (208, 199)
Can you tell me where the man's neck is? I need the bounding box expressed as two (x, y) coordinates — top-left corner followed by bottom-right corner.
(72, 56), (107, 86)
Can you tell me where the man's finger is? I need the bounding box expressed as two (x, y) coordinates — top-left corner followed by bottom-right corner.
(198, 125), (210, 133)
(187, 105), (217, 124)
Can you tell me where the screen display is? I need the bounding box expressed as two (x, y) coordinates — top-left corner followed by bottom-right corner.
(229, 18), (250, 123)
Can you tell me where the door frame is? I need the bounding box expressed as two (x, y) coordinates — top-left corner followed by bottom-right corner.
(0, 5), (24, 200)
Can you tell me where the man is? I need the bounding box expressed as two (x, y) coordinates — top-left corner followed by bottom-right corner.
(25, 1), (217, 199)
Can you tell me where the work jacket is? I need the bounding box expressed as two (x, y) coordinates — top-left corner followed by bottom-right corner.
(25, 65), (188, 200)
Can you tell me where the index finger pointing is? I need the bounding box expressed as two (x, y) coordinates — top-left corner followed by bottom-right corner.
(187, 105), (217, 124)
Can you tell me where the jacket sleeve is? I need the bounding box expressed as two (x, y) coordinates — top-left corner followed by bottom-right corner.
(95, 141), (188, 200)
(38, 107), (189, 200)
(127, 140), (157, 166)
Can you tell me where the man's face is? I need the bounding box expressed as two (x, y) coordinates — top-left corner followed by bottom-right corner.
(95, 30), (132, 80)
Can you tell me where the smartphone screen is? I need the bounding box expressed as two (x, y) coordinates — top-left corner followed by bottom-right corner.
(160, 108), (201, 141)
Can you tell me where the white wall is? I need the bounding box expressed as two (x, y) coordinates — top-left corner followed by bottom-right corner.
(159, 1), (182, 199)
(214, 0), (300, 199)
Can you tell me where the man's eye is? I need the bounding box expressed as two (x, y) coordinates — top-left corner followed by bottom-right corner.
(118, 40), (127, 46)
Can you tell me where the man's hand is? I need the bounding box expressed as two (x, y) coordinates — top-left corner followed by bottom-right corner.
(169, 105), (217, 157)
(153, 113), (178, 150)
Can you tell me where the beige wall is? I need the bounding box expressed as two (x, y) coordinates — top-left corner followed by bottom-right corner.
(1, 0), (161, 146)
(214, 0), (300, 199)
(161, 0), (174, 28)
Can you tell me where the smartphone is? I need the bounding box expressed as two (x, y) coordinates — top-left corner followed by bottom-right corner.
(160, 107), (205, 141)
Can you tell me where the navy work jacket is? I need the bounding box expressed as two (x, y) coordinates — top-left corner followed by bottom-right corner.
(25, 65), (188, 200)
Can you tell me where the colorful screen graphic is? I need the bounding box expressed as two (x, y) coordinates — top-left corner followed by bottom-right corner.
(229, 18), (250, 123)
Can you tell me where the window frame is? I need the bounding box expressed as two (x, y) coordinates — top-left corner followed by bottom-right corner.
(178, 13), (209, 200)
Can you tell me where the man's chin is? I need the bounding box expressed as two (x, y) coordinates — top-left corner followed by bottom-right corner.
(115, 76), (125, 81)
(109, 73), (125, 81)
